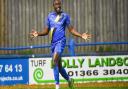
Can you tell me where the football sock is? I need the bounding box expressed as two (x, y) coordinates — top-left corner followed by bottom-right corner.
(53, 64), (59, 84)
(59, 67), (69, 81)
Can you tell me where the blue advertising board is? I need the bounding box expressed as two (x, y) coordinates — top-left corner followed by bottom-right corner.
(0, 58), (29, 85)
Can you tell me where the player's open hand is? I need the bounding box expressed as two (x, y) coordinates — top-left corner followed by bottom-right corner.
(29, 29), (38, 40)
(82, 32), (91, 41)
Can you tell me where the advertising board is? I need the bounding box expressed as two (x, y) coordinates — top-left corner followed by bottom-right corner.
(0, 58), (29, 85)
(29, 55), (128, 84)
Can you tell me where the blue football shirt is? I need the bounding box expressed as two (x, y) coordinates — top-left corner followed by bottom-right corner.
(46, 11), (70, 43)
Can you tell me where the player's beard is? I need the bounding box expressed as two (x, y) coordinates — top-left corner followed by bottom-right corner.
(55, 7), (61, 14)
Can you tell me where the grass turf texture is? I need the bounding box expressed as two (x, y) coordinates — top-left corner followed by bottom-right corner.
(0, 87), (128, 89)
(0, 82), (128, 89)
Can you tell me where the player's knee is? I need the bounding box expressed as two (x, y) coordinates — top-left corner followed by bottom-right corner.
(54, 58), (59, 65)
(52, 52), (62, 68)
(53, 53), (60, 64)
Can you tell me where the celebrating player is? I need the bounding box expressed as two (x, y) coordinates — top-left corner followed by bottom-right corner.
(30, 0), (91, 89)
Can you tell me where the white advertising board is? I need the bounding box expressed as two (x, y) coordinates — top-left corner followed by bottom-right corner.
(29, 55), (128, 84)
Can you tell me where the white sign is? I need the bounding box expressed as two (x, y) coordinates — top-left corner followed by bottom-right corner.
(29, 55), (128, 84)
(29, 58), (54, 84)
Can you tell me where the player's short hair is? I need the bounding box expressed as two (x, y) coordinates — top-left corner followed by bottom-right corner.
(53, 0), (62, 3)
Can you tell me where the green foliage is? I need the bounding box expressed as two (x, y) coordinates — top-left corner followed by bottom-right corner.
(18, 50), (33, 55)
(97, 46), (116, 52)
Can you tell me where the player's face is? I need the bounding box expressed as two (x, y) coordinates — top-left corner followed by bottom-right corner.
(53, 0), (61, 14)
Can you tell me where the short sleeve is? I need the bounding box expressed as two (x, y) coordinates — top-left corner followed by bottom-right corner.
(66, 14), (71, 27)
(45, 15), (50, 30)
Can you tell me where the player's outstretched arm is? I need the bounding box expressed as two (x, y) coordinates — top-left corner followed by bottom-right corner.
(68, 25), (91, 40)
(30, 27), (49, 39)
